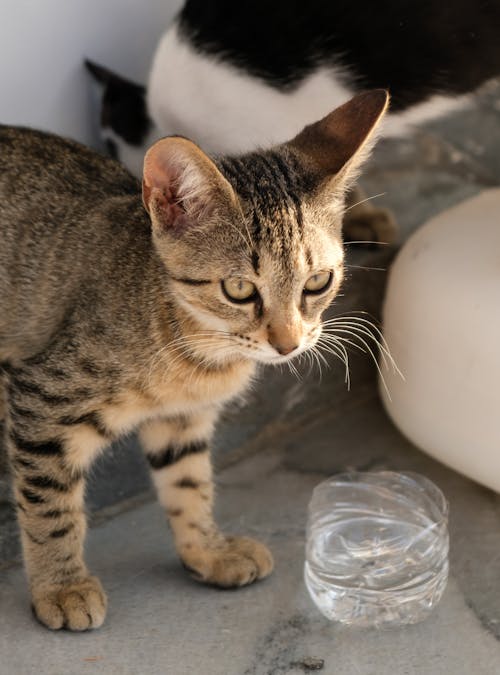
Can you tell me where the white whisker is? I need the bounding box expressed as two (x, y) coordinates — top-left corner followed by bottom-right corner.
(322, 313), (402, 374)
(320, 311), (404, 398)
(302, 349), (316, 379)
(287, 358), (302, 381)
(343, 240), (391, 246)
(308, 346), (325, 383)
(316, 337), (351, 389)
(146, 328), (244, 386)
(324, 324), (391, 371)
(319, 332), (366, 358)
(331, 329), (392, 398)
(344, 264), (387, 272)
(326, 321), (402, 378)
(344, 192), (387, 213)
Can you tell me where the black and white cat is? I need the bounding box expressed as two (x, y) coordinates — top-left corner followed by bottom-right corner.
(88, 0), (500, 174)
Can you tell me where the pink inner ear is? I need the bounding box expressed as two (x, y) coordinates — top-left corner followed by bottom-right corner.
(143, 136), (232, 236)
(142, 141), (192, 233)
(148, 185), (187, 233)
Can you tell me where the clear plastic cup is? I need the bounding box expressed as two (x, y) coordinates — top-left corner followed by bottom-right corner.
(304, 471), (449, 627)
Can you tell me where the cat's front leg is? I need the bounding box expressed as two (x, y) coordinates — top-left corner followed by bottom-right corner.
(6, 377), (108, 630)
(140, 412), (274, 587)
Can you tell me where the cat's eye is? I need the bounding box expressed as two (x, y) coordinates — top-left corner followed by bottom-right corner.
(222, 278), (258, 303)
(303, 271), (333, 295)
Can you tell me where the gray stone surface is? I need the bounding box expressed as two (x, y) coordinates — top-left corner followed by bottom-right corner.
(1, 82), (500, 674)
(2, 386), (500, 675)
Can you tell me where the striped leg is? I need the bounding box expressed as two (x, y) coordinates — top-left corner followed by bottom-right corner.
(6, 389), (107, 630)
(140, 412), (273, 587)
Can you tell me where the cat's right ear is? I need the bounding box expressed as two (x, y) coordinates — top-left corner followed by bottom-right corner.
(288, 89), (389, 192)
(142, 137), (237, 236)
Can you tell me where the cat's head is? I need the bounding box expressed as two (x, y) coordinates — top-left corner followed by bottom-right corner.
(142, 90), (389, 365)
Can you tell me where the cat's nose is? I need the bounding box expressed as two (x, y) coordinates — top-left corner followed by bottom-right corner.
(269, 340), (299, 356)
(268, 320), (301, 356)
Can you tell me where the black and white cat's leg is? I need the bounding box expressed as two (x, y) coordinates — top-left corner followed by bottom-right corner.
(343, 184), (398, 245)
(6, 371), (108, 630)
(139, 411), (273, 587)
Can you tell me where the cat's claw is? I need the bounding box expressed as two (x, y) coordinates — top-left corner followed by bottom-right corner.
(180, 535), (274, 588)
(31, 576), (107, 631)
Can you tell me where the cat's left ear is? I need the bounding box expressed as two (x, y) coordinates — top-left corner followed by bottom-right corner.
(288, 89), (389, 193)
(142, 136), (237, 236)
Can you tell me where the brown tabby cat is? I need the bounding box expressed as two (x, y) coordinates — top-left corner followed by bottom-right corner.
(0, 90), (388, 631)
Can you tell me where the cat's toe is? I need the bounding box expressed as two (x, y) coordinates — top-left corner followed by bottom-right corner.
(181, 535), (274, 588)
(32, 576), (107, 631)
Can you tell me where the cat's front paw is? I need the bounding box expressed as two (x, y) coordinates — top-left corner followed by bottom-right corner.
(31, 576), (107, 631)
(181, 535), (274, 588)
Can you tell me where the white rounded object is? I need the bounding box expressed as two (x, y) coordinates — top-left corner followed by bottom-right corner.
(380, 189), (500, 492)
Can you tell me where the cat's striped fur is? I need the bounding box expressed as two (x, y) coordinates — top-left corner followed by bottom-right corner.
(0, 90), (387, 630)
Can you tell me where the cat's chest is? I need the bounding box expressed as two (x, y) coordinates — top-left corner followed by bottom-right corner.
(100, 360), (255, 436)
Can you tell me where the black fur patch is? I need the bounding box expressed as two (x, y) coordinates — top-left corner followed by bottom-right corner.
(9, 401), (42, 420)
(178, 0), (500, 110)
(24, 474), (76, 493)
(15, 456), (36, 470)
(175, 477), (200, 489)
(105, 138), (118, 160)
(42, 509), (65, 519)
(170, 275), (212, 286)
(85, 60), (151, 145)
(9, 377), (81, 406)
(21, 488), (46, 504)
(58, 411), (110, 439)
(11, 431), (63, 457)
(146, 441), (208, 470)
(251, 250), (260, 274)
(50, 523), (75, 539)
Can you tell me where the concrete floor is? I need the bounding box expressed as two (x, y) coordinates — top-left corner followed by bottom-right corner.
(1, 81), (500, 674)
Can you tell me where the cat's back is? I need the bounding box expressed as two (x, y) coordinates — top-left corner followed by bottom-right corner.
(0, 126), (145, 361)
(0, 125), (139, 201)
(0, 125), (142, 288)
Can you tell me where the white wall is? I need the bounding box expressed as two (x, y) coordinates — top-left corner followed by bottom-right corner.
(0, 0), (183, 147)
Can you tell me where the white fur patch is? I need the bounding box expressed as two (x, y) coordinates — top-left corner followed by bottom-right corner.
(174, 295), (232, 335)
(148, 25), (354, 154)
(152, 451), (212, 513)
(382, 94), (472, 137)
(139, 410), (216, 452)
(62, 425), (108, 472)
